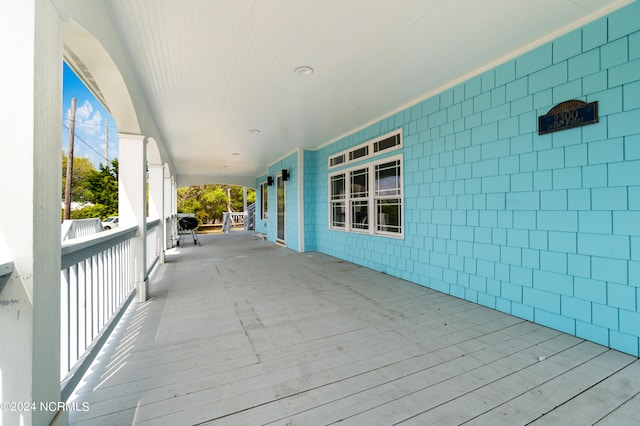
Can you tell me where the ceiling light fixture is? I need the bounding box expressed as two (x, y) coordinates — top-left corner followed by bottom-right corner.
(295, 66), (314, 76)
(232, 153), (240, 156)
(250, 129), (261, 134)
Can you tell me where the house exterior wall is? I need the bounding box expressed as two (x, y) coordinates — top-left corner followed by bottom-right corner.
(257, 151), (301, 251)
(303, 2), (640, 357)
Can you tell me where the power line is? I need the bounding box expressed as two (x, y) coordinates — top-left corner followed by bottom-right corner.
(62, 122), (113, 164)
(62, 116), (119, 131)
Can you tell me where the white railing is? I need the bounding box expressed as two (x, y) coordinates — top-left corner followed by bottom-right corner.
(222, 212), (247, 233)
(60, 225), (137, 399)
(61, 218), (103, 241)
(0, 259), (12, 278)
(147, 218), (161, 274)
(0, 258), (13, 295)
(166, 215), (178, 248)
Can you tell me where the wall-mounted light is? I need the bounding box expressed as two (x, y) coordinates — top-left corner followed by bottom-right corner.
(282, 169), (290, 181)
(267, 176), (274, 186)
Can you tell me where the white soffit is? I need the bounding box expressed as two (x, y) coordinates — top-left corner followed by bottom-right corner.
(102, 0), (631, 186)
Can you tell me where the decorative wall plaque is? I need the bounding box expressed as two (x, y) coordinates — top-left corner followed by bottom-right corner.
(538, 100), (598, 135)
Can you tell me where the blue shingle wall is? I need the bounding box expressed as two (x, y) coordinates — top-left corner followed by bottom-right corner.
(258, 151), (299, 250)
(305, 2), (640, 357)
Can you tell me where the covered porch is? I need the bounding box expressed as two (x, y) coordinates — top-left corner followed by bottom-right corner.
(2, 1), (640, 424)
(68, 232), (640, 425)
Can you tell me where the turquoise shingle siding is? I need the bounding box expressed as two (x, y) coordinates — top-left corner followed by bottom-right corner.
(256, 2), (640, 357)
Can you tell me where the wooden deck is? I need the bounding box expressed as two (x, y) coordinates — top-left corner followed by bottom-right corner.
(68, 232), (640, 425)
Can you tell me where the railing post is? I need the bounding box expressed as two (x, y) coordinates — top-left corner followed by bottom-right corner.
(118, 134), (148, 302)
(0, 1), (63, 424)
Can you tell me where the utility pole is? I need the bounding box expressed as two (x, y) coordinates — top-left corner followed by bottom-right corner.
(63, 97), (77, 220)
(105, 117), (109, 169)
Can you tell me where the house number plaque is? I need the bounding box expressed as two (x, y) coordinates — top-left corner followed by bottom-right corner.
(538, 100), (598, 135)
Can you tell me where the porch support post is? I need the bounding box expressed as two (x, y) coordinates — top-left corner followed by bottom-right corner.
(171, 177), (178, 244)
(148, 163), (165, 263)
(118, 134), (148, 302)
(164, 171), (174, 248)
(0, 0), (63, 424)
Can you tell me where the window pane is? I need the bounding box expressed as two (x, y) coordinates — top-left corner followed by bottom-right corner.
(351, 200), (368, 230)
(375, 160), (401, 196)
(330, 154), (345, 167)
(331, 174), (346, 200)
(331, 201), (346, 228)
(376, 198), (401, 233)
(261, 183), (268, 220)
(349, 145), (369, 161)
(350, 168), (368, 198)
(374, 134), (400, 152)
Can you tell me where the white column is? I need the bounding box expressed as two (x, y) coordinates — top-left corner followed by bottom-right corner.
(171, 177), (178, 244)
(164, 171), (173, 249)
(148, 163), (165, 262)
(118, 134), (148, 302)
(0, 0), (63, 425)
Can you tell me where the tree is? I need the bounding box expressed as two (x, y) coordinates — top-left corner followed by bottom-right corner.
(61, 157), (119, 220)
(177, 184), (255, 224)
(85, 159), (119, 214)
(61, 153), (96, 203)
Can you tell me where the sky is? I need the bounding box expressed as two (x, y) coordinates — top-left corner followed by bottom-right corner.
(62, 62), (119, 168)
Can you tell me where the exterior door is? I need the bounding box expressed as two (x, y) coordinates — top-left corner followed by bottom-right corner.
(276, 173), (285, 243)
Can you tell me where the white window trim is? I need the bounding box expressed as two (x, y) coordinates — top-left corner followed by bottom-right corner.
(260, 181), (269, 220)
(328, 153), (403, 239)
(328, 128), (402, 169)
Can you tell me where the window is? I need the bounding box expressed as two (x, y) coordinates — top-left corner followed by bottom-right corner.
(330, 174), (346, 228)
(350, 168), (368, 231)
(328, 129), (402, 169)
(373, 133), (401, 153)
(374, 160), (402, 234)
(349, 145), (369, 161)
(329, 153), (346, 167)
(329, 154), (402, 237)
(260, 182), (268, 220)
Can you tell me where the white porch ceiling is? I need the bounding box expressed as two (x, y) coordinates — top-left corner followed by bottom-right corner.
(88, 0), (631, 187)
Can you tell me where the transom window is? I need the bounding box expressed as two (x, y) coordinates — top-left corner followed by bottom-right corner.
(328, 129), (402, 169)
(329, 153), (403, 238)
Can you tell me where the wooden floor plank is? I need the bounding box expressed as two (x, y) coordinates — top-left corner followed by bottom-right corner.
(467, 350), (638, 425)
(595, 385), (640, 425)
(530, 358), (640, 425)
(67, 232), (640, 426)
(399, 341), (609, 425)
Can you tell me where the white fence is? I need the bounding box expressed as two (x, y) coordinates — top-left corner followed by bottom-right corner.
(61, 218), (103, 241)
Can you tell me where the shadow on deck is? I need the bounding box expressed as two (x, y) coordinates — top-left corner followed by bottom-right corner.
(69, 231), (640, 425)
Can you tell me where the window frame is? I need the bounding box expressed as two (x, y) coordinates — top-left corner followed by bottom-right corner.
(260, 181), (269, 220)
(328, 153), (403, 239)
(328, 129), (402, 170)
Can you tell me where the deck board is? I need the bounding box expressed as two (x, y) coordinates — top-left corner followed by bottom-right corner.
(68, 232), (640, 425)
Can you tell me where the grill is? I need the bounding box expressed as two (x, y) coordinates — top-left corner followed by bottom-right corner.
(178, 216), (201, 246)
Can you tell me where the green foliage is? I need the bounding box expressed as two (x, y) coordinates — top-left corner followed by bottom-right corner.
(62, 156), (119, 220)
(67, 204), (114, 220)
(177, 184), (256, 224)
(61, 154), (96, 203)
(85, 160), (119, 216)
